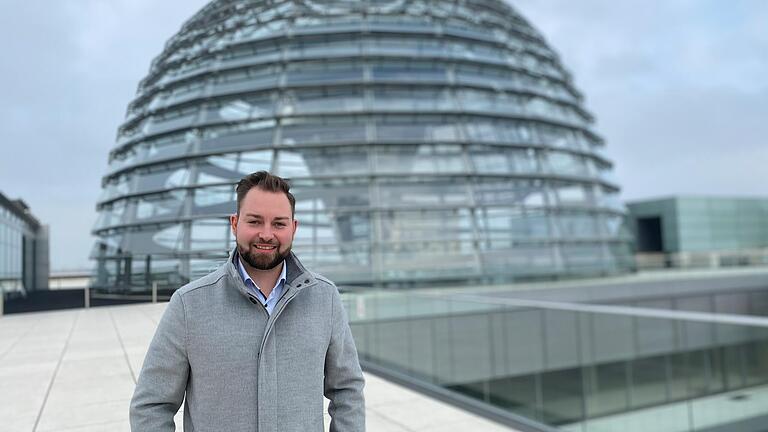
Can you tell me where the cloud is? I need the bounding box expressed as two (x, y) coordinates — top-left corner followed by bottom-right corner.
(513, 0), (768, 200)
(0, 0), (208, 270)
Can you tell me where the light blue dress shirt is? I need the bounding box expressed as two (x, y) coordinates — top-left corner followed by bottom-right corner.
(236, 255), (286, 316)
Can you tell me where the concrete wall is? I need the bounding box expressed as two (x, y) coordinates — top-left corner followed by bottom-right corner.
(34, 225), (49, 290)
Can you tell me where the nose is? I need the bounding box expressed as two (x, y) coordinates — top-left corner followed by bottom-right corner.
(256, 226), (275, 242)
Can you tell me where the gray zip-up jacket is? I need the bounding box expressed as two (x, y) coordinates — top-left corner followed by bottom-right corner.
(130, 251), (365, 431)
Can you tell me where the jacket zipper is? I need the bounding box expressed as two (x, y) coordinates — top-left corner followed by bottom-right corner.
(254, 280), (315, 432)
(258, 287), (300, 356)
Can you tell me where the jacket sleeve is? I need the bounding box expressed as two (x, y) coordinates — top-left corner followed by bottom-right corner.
(324, 287), (366, 432)
(130, 291), (189, 431)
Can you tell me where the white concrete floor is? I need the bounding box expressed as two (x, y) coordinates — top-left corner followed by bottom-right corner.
(0, 303), (518, 431)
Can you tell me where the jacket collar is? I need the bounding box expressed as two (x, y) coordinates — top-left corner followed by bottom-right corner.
(223, 248), (316, 301)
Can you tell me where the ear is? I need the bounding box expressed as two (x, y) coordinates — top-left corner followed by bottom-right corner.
(229, 213), (238, 237)
(291, 217), (298, 238)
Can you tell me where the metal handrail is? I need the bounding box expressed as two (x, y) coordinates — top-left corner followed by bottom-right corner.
(361, 360), (559, 432)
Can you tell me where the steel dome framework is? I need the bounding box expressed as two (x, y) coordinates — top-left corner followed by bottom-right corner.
(92, 0), (634, 290)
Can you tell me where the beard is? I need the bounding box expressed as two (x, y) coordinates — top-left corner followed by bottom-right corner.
(238, 241), (291, 271)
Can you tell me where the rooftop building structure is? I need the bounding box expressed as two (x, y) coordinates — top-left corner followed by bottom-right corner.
(627, 196), (768, 270)
(0, 302), (519, 431)
(347, 267), (768, 431)
(0, 192), (49, 299)
(92, 0), (634, 292)
(2, 268), (766, 431)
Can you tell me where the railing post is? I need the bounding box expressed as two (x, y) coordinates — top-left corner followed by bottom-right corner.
(152, 281), (158, 304)
(84, 285), (90, 309)
(1, 289), (4, 318)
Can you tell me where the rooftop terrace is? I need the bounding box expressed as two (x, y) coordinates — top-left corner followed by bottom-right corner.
(0, 303), (517, 432)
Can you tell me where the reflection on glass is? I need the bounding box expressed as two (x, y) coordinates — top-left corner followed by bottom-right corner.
(190, 218), (230, 251)
(95, 0), (633, 287)
(375, 145), (464, 174)
(348, 291), (768, 431)
(135, 191), (185, 221)
(151, 223), (184, 252)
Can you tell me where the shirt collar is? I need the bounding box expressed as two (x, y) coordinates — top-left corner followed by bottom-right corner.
(236, 252), (287, 291)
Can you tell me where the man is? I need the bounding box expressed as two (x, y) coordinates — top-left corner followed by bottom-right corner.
(130, 171), (365, 431)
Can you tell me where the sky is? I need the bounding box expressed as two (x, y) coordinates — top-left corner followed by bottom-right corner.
(0, 0), (765, 271)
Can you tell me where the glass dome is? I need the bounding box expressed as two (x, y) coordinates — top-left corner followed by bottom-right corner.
(92, 0), (634, 291)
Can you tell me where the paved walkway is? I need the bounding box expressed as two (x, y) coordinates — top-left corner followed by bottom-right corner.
(0, 303), (517, 431)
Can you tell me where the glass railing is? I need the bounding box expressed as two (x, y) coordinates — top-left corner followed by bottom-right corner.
(636, 251), (768, 271)
(342, 289), (768, 431)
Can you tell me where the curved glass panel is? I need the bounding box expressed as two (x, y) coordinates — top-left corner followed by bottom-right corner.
(93, 0), (633, 288)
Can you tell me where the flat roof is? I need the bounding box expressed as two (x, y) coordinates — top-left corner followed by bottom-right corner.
(626, 195), (768, 205)
(0, 190), (41, 230)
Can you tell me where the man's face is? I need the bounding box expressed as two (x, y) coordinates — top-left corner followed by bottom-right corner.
(230, 188), (298, 271)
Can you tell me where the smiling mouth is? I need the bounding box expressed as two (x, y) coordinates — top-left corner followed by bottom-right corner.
(253, 245), (277, 250)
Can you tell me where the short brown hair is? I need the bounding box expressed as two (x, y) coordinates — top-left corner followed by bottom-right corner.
(235, 171), (296, 216)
